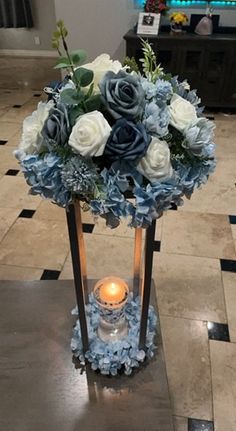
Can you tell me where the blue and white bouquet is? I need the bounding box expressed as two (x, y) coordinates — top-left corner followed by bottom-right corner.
(15, 21), (216, 228)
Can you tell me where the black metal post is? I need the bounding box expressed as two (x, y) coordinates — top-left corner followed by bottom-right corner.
(139, 220), (156, 350)
(133, 227), (143, 298)
(66, 204), (89, 353)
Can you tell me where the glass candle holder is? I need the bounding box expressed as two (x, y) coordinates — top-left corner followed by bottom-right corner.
(94, 276), (129, 342)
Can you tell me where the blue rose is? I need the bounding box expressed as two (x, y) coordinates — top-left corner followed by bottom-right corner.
(99, 70), (145, 120)
(104, 119), (151, 162)
(42, 103), (71, 149)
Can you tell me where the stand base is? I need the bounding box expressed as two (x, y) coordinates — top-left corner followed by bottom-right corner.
(0, 280), (174, 431)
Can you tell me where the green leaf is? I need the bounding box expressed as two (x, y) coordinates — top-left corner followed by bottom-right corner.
(84, 94), (102, 112)
(69, 106), (85, 125)
(55, 56), (70, 65)
(54, 56), (72, 69)
(70, 49), (87, 65)
(85, 83), (94, 100)
(60, 88), (84, 105)
(54, 62), (71, 69)
(74, 67), (94, 87)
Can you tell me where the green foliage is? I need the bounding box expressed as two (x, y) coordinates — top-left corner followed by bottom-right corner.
(60, 88), (85, 105)
(70, 49), (87, 65)
(74, 67), (94, 87)
(123, 56), (139, 74)
(140, 39), (163, 83)
(84, 94), (102, 112)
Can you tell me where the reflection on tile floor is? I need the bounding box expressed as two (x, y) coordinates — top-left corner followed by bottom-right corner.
(0, 89), (235, 430)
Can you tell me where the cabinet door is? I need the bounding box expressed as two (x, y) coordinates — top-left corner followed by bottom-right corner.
(224, 49), (236, 106)
(202, 46), (230, 104)
(178, 46), (206, 95)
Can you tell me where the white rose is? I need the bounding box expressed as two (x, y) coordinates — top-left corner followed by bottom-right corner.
(169, 93), (197, 132)
(68, 110), (111, 157)
(137, 137), (173, 183)
(19, 101), (54, 154)
(82, 54), (123, 93)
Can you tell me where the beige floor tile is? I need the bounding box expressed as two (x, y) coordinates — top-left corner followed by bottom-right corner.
(0, 100), (39, 124)
(173, 416), (188, 431)
(231, 225), (236, 246)
(222, 272), (236, 342)
(60, 233), (135, 280)
(34, 200), (67, 223)
(161, 316), (212, 420)
(0, 218), (69, 270)
(214, 118), (236, 139)
(216, 137), (236, 159)
(59, 256), (73, 280)
(0, 264), (43, 280)
(0, 89), (34, 106)
(0, 207), (21, 242)
(93, 217), (135, 238)
(153, 253), (226, 322)
(5, 129), (22, 148)
(0, 146), (20, 174)
(161, 212), (236, 260)
(0, 176), (41, 209)
(0, 121), (21, 140)
(210, 340), (236, 431)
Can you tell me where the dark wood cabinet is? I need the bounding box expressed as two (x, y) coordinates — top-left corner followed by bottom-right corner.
(124, 30), (236, 108)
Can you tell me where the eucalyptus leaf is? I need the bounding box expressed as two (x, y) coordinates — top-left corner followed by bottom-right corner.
(54, 62), (72, 69)
(69, 106), (85, 126)
(70, 49), (87, 65)
(55, 56), (70, 65)
(60, 88), (84, 105)
(74, 67), (94, 87)
(84, 94), (102, 111)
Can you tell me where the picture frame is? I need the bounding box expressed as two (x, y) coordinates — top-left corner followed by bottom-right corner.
(137, 13), (161, 35)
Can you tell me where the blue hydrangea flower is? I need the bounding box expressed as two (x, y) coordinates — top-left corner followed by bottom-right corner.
(143, 102), (170, 137)
(156, 79), (173, 103)
(20, 153), (71, 207)
(173, 158), (216, 198)
(183, 118), (216, 158)
(141, 77), (157, 100)
(71, 293), (157, 376)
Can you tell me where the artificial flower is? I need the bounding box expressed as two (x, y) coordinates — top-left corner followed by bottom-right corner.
(137, 137), (173, 182)
(99, 70), (145, 120)
(183, 117), (216, 157)
(168, 93), (197, 132)
(61, 156), (100, 197)
(42, 103), (71, 149)
(143, 102), (170, 137)
(68, 110), (111, 157)
(82, 53), (122, 93)
(104, 118), (151, 161)
(19, 100), (54, 154)
(20, 153), (70, 207)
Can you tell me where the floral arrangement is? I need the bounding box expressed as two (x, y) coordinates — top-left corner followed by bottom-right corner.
(71, 293), (157, 376)
(144, 0), (169, 15)
(15, 20), (216, 229)
(170, 11), (188, 25)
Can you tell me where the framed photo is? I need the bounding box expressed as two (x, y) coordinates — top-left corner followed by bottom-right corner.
(137, 13), (161, 35)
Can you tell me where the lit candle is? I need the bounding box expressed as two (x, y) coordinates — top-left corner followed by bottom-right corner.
(94, 276), (129, 308)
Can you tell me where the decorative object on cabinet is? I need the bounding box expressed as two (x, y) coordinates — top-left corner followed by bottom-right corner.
(195, 3), (213, 36)
(170, 11), (188, 34)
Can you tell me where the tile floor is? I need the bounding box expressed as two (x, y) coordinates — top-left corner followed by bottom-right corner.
(0, 89), (236, 431)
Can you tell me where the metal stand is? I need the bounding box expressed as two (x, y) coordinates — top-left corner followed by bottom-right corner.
(66, 202), (156, 353)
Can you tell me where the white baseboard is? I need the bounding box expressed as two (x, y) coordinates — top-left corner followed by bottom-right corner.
(0, 49), (58, 57)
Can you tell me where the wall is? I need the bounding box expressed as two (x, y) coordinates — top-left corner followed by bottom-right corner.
(54, 0), (139, 61)
(54, 0), (236, 61)
(0, 0), (56, 52)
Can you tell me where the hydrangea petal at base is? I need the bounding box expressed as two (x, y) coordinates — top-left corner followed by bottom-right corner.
(71, 294), (157, 376)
